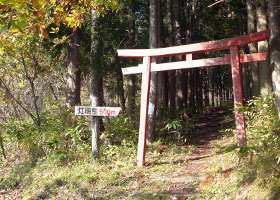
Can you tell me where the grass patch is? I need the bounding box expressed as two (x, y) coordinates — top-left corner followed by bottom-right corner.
(0, 141), (195, 199)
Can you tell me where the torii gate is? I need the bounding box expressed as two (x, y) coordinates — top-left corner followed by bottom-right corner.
(117, 30), (270, 167)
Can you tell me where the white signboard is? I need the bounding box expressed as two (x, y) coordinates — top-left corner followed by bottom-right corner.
(75, 106), (121, 116)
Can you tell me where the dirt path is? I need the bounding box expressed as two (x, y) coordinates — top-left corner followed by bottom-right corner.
(146, 107), (233, 199)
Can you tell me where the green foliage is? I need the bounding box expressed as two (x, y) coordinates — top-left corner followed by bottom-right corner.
(213, 93), (280, 198)
(157, 115), (194, 145)
(2, 101), (91, 161)
(0, 0), (119, 40)
(95, 115), (139, 163)
(244, 94), (280, 154)
(165, 119), (183, 131)
(101, 115), (138, 147)
(41, 109), (91, 161)
(223, 93), (280, 160)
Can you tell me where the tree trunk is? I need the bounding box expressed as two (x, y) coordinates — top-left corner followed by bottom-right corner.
(247, 0), (259, 97)
(66, 28), (81, 107)
(127, 0), (137, 116)
(209, 68), (214, 106)
(164, 71), (169, 108)
(189, 69), (195, 108)
(147, 0), (158, 144)
(90, 10), (102, 160)
(156, 0), (165, 119)
(176, 70), (183, 111)
(127, 75), (136, 115)
(256, 0), (272, 96)
(242, 64), (250, 101)
(239, 11), (249, 101)
(169, 70), (176, 117)
(203, 68), (209, 107)
(167, 0), (176, 118)
(196, 69), (203, 112)
(183, 69), (188, 109)
(116, 59), (126, 110)
(269, 0), (280, 117)
(173, 0), (183, 112)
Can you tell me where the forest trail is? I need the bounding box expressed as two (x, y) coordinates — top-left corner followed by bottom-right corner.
(139, 107), (234, 199)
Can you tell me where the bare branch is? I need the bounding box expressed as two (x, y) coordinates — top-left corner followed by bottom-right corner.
(21, 54), (41, 132)
(208, 0), (225, 8)
(0, 77), (38, 125)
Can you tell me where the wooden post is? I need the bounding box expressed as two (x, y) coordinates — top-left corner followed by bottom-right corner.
(230, 46), (247, 147)
(137, 56), (152, 166)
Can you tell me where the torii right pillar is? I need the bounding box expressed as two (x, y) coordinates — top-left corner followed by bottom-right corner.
(230, 46), (247, 147)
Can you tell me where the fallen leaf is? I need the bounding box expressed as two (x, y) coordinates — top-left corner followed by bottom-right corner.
(199, 175), (215, 187)
(222, 169), (232, 178)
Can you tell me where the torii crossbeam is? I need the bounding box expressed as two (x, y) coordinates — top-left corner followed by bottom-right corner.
(118, 30), (270, 167)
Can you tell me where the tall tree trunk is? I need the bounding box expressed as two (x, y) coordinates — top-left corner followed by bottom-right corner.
(178, 0), (188, 111)
(209, 68), (214, 106)
(90, 10), (102, 160)
(147, 0), (158, 144)
(127, 0), (137, 116)
(196, 69), (203, 112)
(171, 1), (183, 112)
(66, 28), (81, 107)
(156, 0), (165, 119)
(269, 0), (280, 117)
(242, 64), (249, 100)
(116, 59), (126, 110)
(256, 0), (272, 96)
(168, 70), (176, 117)
(239, 12), (249, 101)
(164, 71), (169, 108)
(189, 69), (195, 108)
(183, 69), (188, 109)
(127, 75), (136, 115)
(173, 0), (183, 112)
(203, 68), (209, 107)
(175, 72), (183, 112)
(247, 0), (260, 97)
(167, 0), (176, 118)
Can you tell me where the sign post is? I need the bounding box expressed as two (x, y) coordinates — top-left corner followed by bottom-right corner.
(75, 106), (121, 159)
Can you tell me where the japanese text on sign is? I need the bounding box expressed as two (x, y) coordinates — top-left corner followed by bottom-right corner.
(75, 106), (121, 116)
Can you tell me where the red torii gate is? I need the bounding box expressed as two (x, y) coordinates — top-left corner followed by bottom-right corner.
(118, 30), (270, 167)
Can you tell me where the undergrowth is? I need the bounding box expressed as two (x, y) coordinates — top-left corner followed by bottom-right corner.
(200, 93), (280, 199)
(0, 104), (194, 199)
(2, 94), (280, 199)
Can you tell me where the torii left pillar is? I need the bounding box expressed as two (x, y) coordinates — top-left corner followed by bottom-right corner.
(137, 56), (152, 166)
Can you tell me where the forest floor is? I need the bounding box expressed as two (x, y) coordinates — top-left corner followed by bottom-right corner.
(2, 107), (272, 199)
